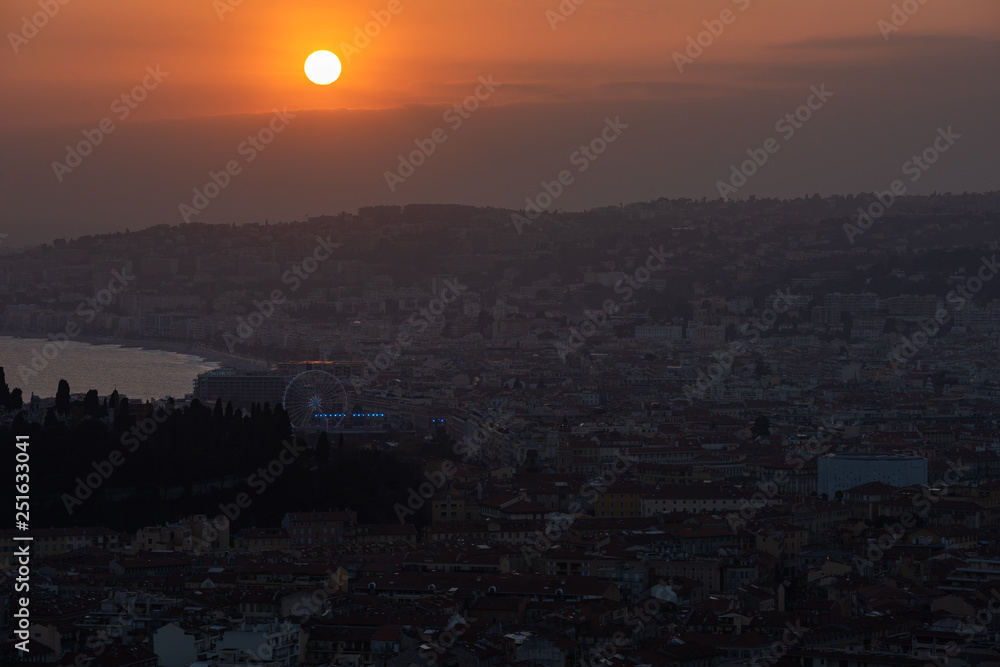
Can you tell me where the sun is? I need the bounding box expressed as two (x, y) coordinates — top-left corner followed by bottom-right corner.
(304, 50), (342, 85)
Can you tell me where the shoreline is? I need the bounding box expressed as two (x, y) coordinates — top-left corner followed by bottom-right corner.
(0, 333), (269, 370)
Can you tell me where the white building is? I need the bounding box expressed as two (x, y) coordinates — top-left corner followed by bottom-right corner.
(156, 621), (300, 667)
(213, 621), (300, 666)
(818, 453), (927, 498)
(154, 623), (223, 667)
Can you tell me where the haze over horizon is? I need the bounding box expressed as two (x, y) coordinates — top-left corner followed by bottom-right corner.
(2, 0), (998, 246)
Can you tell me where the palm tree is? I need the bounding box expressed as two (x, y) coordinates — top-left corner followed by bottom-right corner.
(55, 379), (71, 414)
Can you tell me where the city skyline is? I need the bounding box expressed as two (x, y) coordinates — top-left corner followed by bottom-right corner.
(3, 2), (1000, 665)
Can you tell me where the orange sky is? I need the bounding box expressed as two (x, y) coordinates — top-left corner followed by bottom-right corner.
(1, 1), (998, 245)
(3, 0), (997, 129)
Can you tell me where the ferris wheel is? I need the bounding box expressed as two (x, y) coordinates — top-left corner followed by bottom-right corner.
(282, 370), (348, 432)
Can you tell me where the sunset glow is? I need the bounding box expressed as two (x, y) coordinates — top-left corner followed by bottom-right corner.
(0, 0), (996, 244)
(304, 50), (342, 86)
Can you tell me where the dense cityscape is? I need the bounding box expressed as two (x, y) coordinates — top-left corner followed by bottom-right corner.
(2, 193), (1000, 665)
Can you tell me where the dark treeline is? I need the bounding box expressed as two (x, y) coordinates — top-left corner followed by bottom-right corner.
(0, 370), (424, 532)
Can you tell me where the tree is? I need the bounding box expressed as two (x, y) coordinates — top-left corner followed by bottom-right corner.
(84, 390), (101, 418)
(213, 398), (224, 420)
(115, 397), (131, 430)
(273, 403), (292, 441)
(56, 379), (70, 414)
(316, 432), (330, 464)
(7, 388), (22, 411)
(751, 415), (770, 439)
(0, 367), (22, 411)
(0, 367), (10, 407)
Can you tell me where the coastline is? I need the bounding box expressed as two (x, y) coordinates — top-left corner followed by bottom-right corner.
(0, 333), (268, 371)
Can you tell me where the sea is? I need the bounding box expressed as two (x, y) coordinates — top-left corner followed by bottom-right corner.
(0, 336), (219, 402)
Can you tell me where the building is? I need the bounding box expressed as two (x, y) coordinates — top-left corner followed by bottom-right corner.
(132, 515), (229, 552)
(153, 623), (222, 667)
(233, 527), (290, 551)
(640, 484), (747, 517)
(818, 454), (927, 499)
(281, 511), (356, 547)
(214, 621), (300, 667)
(0, 527), (121, 567)
(594, 485), (644, 518)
